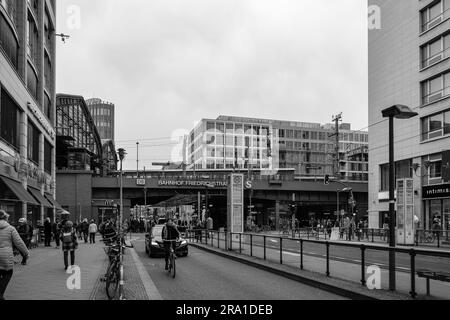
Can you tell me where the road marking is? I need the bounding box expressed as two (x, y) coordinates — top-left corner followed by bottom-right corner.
(129, 247), (163, 300)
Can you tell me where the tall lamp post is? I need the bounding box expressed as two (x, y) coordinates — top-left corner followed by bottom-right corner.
(381, 105), (418, 291)
(118, 148), (127, 233)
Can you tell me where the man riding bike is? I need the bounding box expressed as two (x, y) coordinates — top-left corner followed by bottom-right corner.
(161, 218), (180, 270)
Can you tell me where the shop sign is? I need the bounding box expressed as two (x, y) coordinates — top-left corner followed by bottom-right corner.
(422, 184), (450, 199)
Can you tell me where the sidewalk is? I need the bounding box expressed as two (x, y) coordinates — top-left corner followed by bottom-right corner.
(6, 237), (107, 300)
(257, 230), (450, 251)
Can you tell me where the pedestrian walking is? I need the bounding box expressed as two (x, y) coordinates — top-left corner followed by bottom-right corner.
(88, 220), (98, 244)
(17, 218), (32, 249)
(0, 210), (30, 300)
(52, 219), (61, 248)
(81, 219), (89, 243)
(44, 217), (52, 247)
(60, 221), (78, 270)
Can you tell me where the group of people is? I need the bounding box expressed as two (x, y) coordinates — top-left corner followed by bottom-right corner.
(0, 210), (101, 300)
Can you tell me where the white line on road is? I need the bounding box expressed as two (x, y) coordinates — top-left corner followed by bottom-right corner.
(129, 247), (163, 300)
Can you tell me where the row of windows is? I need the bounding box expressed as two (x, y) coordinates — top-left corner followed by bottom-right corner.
(203, 121), (368, 143)
(1, 87), (53, 173)
(0, 2), (54, 120)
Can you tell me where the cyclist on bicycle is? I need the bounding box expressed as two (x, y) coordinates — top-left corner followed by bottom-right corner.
(161, 218), (180, 270)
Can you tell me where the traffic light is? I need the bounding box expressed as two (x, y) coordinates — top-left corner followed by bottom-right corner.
(324, 175), (330, 185)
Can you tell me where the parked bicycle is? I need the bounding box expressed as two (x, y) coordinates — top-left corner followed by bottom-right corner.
(101, 232), (133, 300)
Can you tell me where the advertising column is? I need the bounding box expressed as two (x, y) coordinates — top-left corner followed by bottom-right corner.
(227, 174), (244, 249)
(396, 179), (414, 245)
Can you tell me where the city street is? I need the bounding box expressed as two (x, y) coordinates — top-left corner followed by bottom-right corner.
(132, 239), (347, 300)
(191, 234), (450, 299)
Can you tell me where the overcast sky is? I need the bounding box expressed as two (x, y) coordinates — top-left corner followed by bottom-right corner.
(56, 0), (368, 170)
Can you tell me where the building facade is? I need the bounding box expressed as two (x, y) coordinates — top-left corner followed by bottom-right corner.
(368, 0), (450, 231)
(55, 94), (106, 223)
(86, 98), (115, 141)
(0, 0), (58, 226)
(186, 116), (368, 183)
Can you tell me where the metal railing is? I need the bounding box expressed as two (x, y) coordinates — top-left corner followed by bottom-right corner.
(186, 229), (450, 299)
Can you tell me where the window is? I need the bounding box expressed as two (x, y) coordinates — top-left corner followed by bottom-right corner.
(421, 110), (450, 140)
(44, 52), (52, 91)
(27, 122), (39, 164)
(445, 110), (450, 134)
(430, 160), (442, 178)
(206, 122), (215, 131)
(421, 71), (450, 104)
(27, 62), (38, 101)
(379, 159), (412, 191)
(0, 88), (19, 149)
(26, 14), (39, 65)
(421, 1), (445, 32)
(0, 12), (19, 69)
(279, 129), (285, 138)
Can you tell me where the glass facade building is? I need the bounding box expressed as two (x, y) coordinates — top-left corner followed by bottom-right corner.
(56, 95), (103, 174)
(187, 116), (368, 182)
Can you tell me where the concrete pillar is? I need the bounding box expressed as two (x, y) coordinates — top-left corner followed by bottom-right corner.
(275, 200), (280, 230)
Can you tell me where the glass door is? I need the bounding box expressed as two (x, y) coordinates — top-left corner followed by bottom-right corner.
(444, 199), (450, 231)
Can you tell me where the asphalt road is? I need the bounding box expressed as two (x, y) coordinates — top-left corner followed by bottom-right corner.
(133, 240), (347, 300)
(222, 234), (450, 274)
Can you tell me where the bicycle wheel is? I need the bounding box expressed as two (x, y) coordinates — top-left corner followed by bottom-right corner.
(106, 262), (119, 300)
(171, 254), (176, 278)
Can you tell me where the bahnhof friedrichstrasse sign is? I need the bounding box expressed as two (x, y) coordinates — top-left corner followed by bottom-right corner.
(158, 179), (228, 188)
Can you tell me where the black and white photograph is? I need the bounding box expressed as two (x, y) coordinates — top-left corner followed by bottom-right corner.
(0, 0), (449, 311)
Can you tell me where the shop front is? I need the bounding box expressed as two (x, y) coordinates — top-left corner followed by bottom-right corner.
(422, 183), (450, 231)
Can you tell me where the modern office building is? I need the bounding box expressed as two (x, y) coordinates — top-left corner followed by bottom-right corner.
(368, 0), (450, 231)
(0, 0), (58, 226)
(86, 98), (115, 141)
(186, 116), (368, 183)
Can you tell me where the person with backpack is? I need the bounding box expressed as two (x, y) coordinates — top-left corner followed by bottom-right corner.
(60, 221), (78, 270)
(17, 218), (32, 249)
(88, 220), (98, 244)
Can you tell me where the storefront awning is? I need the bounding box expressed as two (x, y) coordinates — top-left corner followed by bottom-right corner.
(28, 187), (53, 207)
(0, 177), (39, 206)
(44, 193), (62, 209)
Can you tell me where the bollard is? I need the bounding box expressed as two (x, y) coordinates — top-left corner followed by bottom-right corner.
(300, 239), (303, 270)
(372, 229), (374, 243)
(280, 237), (283, 265)
(409, 249), (417, 298)
(225, 232), (228, 251)
(250, 234), (253, 257)
(264, 236), (266, 260)
(361, 245), (366, 286)
(326, 242), (330, 277)
(437, 232), (440, 248)
(230, 233), (233, 251)
(239, 233), (242, 254)
(211, 232), (214, 247)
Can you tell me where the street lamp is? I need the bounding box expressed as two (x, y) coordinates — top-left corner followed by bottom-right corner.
(382, 104), (418, 291)
(118, 148), (127, 233)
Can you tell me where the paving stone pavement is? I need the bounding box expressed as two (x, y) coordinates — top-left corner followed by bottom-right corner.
(5, 237), (107, 300)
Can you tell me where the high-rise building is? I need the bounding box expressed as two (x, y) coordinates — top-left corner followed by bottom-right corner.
(186, 115), (368, 182)
(0, 0), (58, 226)
(86, 98), (115, 141)
(368, 0), (450, 231)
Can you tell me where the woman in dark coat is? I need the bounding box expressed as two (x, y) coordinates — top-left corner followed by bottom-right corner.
(60, 221), (78, 270)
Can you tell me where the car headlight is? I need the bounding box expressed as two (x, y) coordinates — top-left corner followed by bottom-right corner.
(180, 240), (187, 246)
(151, 241), (158, 246)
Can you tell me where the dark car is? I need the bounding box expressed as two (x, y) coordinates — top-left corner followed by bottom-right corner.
(145, 225), (188, 258)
